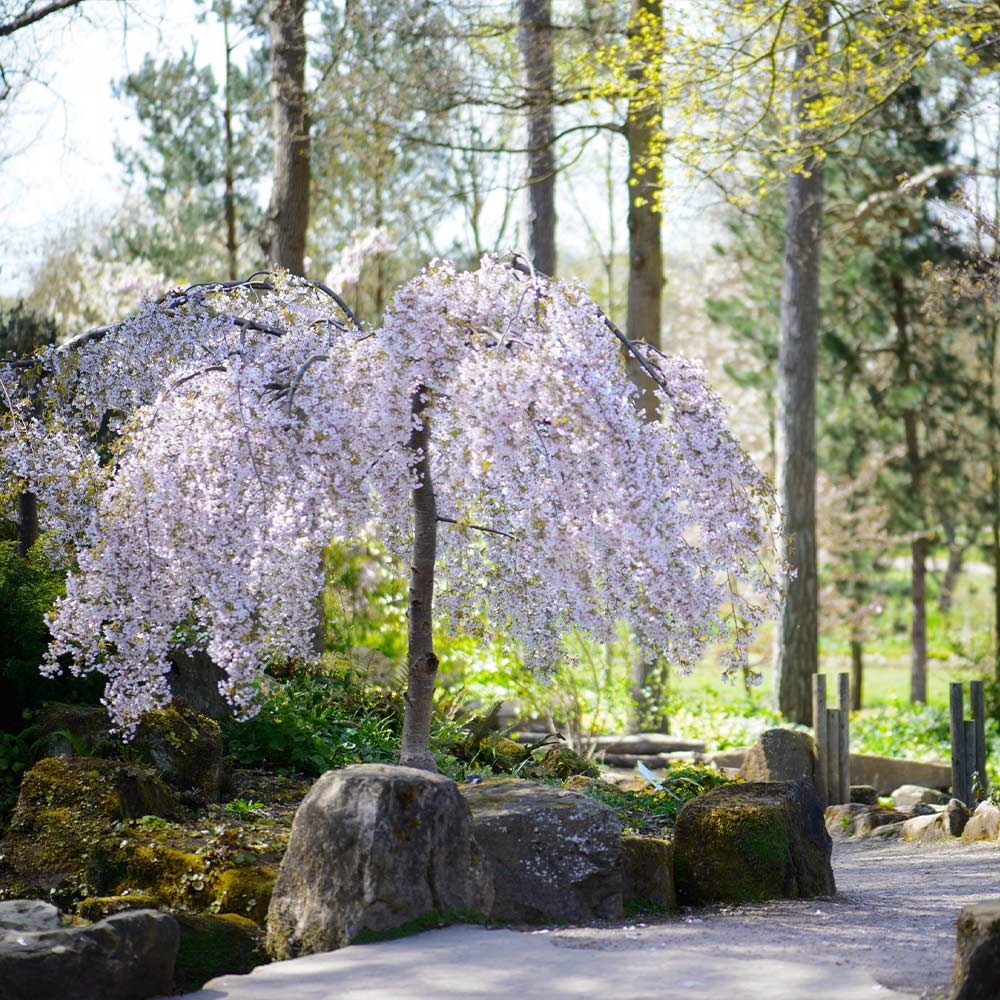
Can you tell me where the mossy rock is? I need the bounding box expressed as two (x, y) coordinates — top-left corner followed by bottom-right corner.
(76, 893), (160, 921)
(673, 780), (835, 906)
(36, 701), (224, 802)
(212, 865), (278, 924)
(173, 912), (268, 993)
(118, 843), (214, 910)
(0, 756), (179, 906)
(132, 703), (224, 802)
(621, 834), (676, 914)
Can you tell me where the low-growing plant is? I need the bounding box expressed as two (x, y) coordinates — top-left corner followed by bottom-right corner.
(574, 762), (735, 836)
(0, 722), (41, 828)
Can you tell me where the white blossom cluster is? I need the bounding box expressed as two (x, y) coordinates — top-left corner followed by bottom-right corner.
(2, 260), (782, 734)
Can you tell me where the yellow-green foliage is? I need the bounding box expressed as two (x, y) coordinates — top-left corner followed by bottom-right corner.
(584, 0), (999, 206)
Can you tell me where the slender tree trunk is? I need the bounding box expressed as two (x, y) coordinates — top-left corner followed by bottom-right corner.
(518, 0), (556, 276)
(223, 11), (238, 282)
(400, 386), (439, 771)
(261, 0), (310, 275)
(17, 490), (38, 557)
(624, 0), (664, 416)
(850, 635), (864, 711)
(849, 561), (865, 710)
(624, 0), (665, 731)
(938, 521), (964, 615)
(892, 274), (928, 703)
(773, 4), (826, 725)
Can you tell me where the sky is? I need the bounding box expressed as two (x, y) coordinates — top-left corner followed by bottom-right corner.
(0, 2), (229, 295)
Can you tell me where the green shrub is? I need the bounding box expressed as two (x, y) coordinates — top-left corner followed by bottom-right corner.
(574, 762), (736, 836)
(0, 722), (41, 829)
(0, 540), (103, 731)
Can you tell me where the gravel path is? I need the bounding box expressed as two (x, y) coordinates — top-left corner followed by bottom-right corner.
(548, 837), (1000, 998)
(179, 837), (1000, 1000)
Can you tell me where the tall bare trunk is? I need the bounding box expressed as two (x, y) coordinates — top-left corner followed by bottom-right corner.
(18, 490), (38, 557)
(774, 4), (826, 726)
(261, 0), (310, 275)
(893, 274), (928, 703)
(938, 521), (964, 615)
(624, 0), (665, 730)
(518, 0), (556, 276)
(223, 11), (238, 281)
(400, 387), (439, 771)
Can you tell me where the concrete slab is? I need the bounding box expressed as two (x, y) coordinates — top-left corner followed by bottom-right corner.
(171, 924), (904, 1000)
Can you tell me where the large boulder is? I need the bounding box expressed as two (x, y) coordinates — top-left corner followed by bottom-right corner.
(460, 778), (623, 923)
(851, 755), (951, 795)
(891, 784), (950, 810)
(901, 799), (969, 842)
(0, 756), (179, 903)
(621, 834), (675, 913)
(0, 908), (178, 1000)
(674, 780), (835, 905)
(266, 764), (493, 959)
(951, 899), (1000, 1000)
(37, 702), (224, 802)
(963, 801), (1000, 843)
(738, 729), (818, 791)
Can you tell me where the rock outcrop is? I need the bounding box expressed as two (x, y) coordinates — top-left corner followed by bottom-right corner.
(266, 764), (493, 959)
(0, 905), (178, 1000)
(460, 778), (623, 923)
(674, 780), (835, 905)
(738, 729), (818, 791)
(951, 899), (1000, 1000)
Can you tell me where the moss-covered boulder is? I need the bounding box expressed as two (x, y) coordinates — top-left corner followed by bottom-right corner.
(211, 865), (278, 924)
(621, 834), (676, 913)
(673, 780), (834, 906)
(76, 894), (161, 922)
(174, 912), (267, 993)
(35, 702), (224, 802)
(131, 703), (224, 802)
(0, 757), (179, 905)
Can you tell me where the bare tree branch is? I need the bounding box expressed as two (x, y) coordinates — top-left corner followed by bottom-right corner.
(0, 0), (87, 39)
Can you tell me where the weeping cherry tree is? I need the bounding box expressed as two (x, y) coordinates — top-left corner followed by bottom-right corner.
(1, 257), (781, 770)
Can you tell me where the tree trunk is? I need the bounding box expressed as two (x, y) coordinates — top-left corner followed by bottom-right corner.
(223, 10), (238, 282)
(17, 490), (38, 557)
(910, 533), (928, 703)
(400, 386), (439, 771)
(624, 0), (665, 730)
(260, 0), (310, 275)
(624, 0), (664, 417)
(518, 0), (556, 276)
(938, 521), (964, 615)
(892, 273), (928, 704)
(773, 5), (826, 726)
(850, 635), (863, 711)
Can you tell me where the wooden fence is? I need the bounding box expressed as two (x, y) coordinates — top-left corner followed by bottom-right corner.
(950, 680), (988, 808)
(813, 672), (850, 807)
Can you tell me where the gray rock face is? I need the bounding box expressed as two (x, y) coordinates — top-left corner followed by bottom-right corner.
(738, 729), (817, 790)
(963, 801), (1000, 843)
(849, 785), (880, 806)
(0, 909), (178, 1000)
(674, 780), (835, 905)
(0, 900), (61, 933)
(460, 778), (623, 923)
(266, 764), (494, 959)
(621, 835), (675, 912)
(952, 899), (1000, 1000)
(892, 784), (950, 810)
(901, 799), (970, 842)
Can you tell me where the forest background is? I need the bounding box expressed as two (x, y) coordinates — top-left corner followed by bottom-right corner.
(4, 0), (1000, 776)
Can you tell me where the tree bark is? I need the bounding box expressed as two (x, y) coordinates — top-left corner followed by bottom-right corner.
(400, 386), (439, 771)
(518, 0), (556, 276)
(223, 9), (238, 282)
(18, 490), (38, 557)
(260, 0), (310, 275)
(773, 5), (826, 726)
(892, 273), (928, 703)
(624, 0), (665, 730)
(938, 521), (964, 615)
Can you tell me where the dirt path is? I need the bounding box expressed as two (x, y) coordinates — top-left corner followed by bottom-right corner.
(548, 838), (1000, 998)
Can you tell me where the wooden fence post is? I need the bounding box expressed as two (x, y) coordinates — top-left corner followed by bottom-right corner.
(813, 674), (828, 807)
(837, 671), (850, 804)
